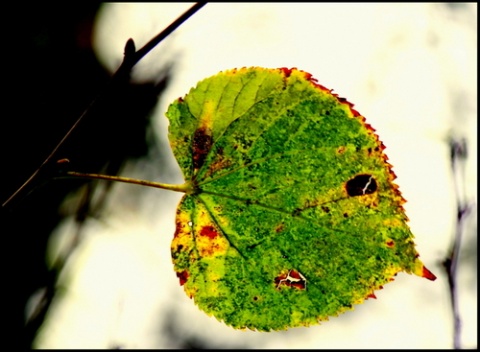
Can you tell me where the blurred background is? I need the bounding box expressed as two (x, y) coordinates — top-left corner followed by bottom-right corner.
(2, 3), (476, 349)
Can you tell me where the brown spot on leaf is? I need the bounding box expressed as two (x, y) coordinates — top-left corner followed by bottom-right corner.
(290, 281), (306, 290)
(346, 174), (377, 197)
(200, 225), (218, 239)
(386, 240), (395, 247)
(173, 218), (184, 239)
(367, 292), (377, 299)
(321, 206), (330, 213)
(193, 127), (213, 171)
(205, 147), (232, 177)
(275, 269), (307, 290)
(279, 67), (292, 77)
(176, 270), (189, 286)
(275, 272), (288, 286)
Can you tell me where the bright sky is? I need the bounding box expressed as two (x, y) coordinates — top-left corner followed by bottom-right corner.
(34, 3), (477, 349)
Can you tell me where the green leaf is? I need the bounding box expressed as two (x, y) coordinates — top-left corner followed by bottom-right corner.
(166, 67), (436, 331)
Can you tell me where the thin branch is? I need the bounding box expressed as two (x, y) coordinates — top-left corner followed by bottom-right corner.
(443, 136), (474, 349)
(131, 2), (207, 67)
(1, 2), (207, 210)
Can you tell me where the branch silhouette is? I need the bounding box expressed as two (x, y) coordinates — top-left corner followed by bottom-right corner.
(443, 136), (475, 349)
(2, 2), (206, 210)
(2, 3), (207, 349)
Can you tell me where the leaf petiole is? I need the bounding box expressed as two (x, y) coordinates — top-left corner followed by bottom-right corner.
(64, 171), (192, 194)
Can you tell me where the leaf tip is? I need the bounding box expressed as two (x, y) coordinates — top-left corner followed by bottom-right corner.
(421, 265), (437, 281)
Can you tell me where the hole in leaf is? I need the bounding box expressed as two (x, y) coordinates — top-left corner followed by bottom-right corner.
(345, 174), (377, 196)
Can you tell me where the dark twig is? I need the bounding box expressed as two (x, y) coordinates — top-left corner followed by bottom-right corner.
(1, 2), (207, 210)
(443, 136), (474, 349)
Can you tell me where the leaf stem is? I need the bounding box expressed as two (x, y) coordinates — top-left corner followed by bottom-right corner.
(63, 171), (192, 194)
